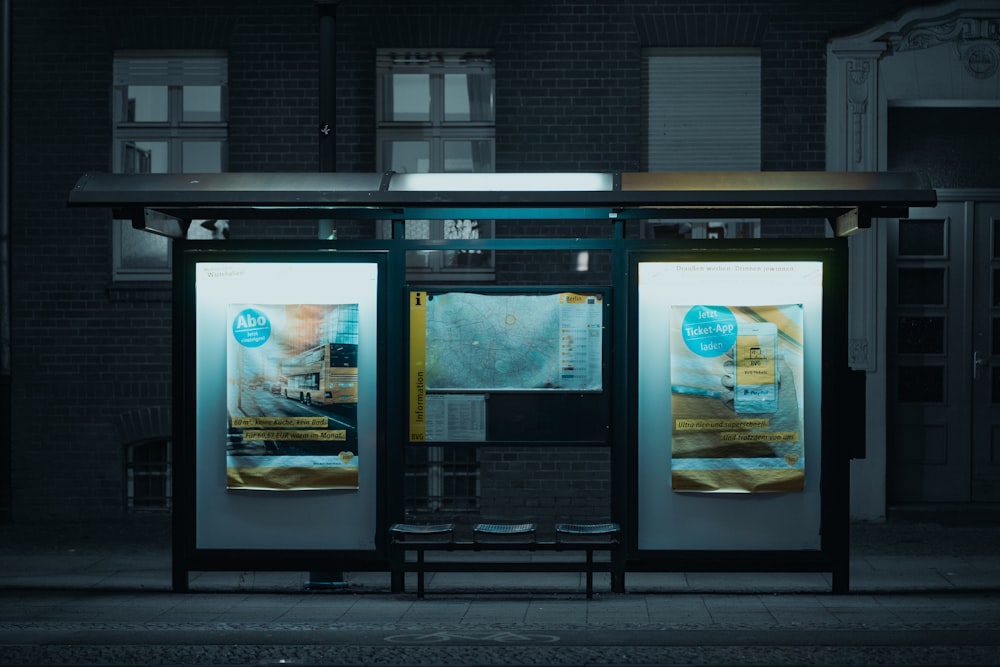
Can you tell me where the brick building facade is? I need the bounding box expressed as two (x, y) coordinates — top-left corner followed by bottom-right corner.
(5, 0), (926, 522)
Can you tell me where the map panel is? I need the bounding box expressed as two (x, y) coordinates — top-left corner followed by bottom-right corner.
(423, 292), (602, 391)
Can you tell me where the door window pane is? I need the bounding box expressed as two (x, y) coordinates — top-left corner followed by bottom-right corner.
(897, 317), (945, 354)
(897, 366), (944, 403)
(898, 219), (945, 256)
(183, 85), (223, 122)
(994, 268), (1000, 307)
(898, 268), (945, 305)
(386, 73), (430, 121)
(993, 317), (1000, 355)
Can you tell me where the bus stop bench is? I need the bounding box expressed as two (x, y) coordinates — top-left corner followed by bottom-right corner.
(389, 521), (620, 599)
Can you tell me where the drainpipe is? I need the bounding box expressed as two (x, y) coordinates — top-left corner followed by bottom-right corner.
(316, 0), (341, 241)
(1, 0), (12, 521)
(308, 0), (345, 588)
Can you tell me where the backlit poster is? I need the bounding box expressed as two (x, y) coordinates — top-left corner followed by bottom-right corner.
(227, 303), (360, 490)
(637, 257), (825, 550)
(670, 303), (804, 492)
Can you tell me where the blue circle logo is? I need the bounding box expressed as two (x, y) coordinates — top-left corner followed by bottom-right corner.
(232, 308), (271, 348)
(680, 306), (737, 357)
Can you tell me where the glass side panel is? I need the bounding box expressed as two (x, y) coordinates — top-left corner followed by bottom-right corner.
(995, 216), (1000, 259)
(386, 73), (430, 121)
(898, 219), (945, 257)
(993, 317), (1000, 356)
(183, 85), (223, 122)
(994, 367), (1000, 405)
(118, 221), (170, 269)
(897, 365), (944, 403)
(897, 317), (945, 354)
(897, 268), (945, 305)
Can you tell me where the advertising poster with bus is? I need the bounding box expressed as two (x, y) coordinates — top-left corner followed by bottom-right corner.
(670, 303), (805, 493)
(227, 303), (360, 491)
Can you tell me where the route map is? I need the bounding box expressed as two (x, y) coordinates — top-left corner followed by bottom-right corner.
(423, 292), (602, 391)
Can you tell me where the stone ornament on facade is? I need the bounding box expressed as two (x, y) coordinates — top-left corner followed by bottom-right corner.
(889, 15), (1000, 78)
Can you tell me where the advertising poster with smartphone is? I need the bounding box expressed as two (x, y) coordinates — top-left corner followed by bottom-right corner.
(637, 258), (824, 550)
(670, 303), (804, 492)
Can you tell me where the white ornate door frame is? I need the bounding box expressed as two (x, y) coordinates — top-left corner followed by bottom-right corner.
(827, 1), (1000, 519)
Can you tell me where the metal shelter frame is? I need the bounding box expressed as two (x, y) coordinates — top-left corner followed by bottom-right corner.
(68, 170), (937, 594)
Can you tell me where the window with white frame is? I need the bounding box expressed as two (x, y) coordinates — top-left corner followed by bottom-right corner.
(642, 48), (761, 239)
(376, 50), (496, 279)
(111, 52), (229, 281)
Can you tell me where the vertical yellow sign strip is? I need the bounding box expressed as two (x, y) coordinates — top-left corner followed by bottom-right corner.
(409, 291), (427, 441)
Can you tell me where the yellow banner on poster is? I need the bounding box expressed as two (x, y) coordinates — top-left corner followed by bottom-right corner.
(410, 291), (427, 441)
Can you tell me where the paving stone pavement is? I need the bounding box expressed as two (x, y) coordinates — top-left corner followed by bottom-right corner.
(0, 516), (998, 666)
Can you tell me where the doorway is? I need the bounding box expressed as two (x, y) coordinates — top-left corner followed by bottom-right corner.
(887, 197), (1000, 502)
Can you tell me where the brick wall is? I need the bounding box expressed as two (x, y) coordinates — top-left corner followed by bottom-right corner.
(9, 0), (916, 520)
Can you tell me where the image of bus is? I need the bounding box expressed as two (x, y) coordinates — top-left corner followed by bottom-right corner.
(279, 343), (358, 407)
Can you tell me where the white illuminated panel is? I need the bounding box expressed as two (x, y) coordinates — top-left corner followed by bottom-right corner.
(388, 172), (613, 192)
(636, 259), (824, 550)
(193, 261), (379, 550)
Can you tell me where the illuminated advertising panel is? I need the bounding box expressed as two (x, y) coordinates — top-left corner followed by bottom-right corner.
(637, 258), (824, 551)
(193, 260), (379, 550)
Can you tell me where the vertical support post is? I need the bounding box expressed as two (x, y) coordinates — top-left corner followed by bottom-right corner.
(0, 0), (12, 521)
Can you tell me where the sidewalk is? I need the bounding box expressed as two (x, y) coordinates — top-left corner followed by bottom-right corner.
(1, 515), (999, 666)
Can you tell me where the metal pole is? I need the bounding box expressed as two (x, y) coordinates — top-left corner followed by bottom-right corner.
(308, 0), (346, 588)
(0, 0), (13, 521)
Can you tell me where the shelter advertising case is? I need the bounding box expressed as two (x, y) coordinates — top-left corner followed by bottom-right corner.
(630, 240), (849, 569)
(172, 243), (386, 586)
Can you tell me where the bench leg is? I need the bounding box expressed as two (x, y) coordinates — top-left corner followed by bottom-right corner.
(586, 549), (594, 599)
(417, 549), (426, 599)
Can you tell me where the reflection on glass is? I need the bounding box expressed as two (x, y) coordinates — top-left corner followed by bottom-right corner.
(897, 317), (945, 354)
(183, 85), (223, 122)
(121, 141), (168, 174)
(444, 140), (494, 172)
(182, 141), (223, 173)
(386, 140), (429, 173)
(898, 268), (945, 305)
(119, 220), (170, 269)
(124, 85), (168, 122)
(387, 73), (430, 121)
(444, 73), (494, 122)
(898, 219), (945, 256)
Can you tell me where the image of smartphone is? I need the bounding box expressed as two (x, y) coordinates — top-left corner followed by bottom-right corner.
(733, 321), (778, 414)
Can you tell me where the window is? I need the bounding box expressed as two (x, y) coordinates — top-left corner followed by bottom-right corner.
(125, 439), (172, 512)
(641, 48), (761, 239)
(376, 50), (496, 279)
(112, 52), (229, 281)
